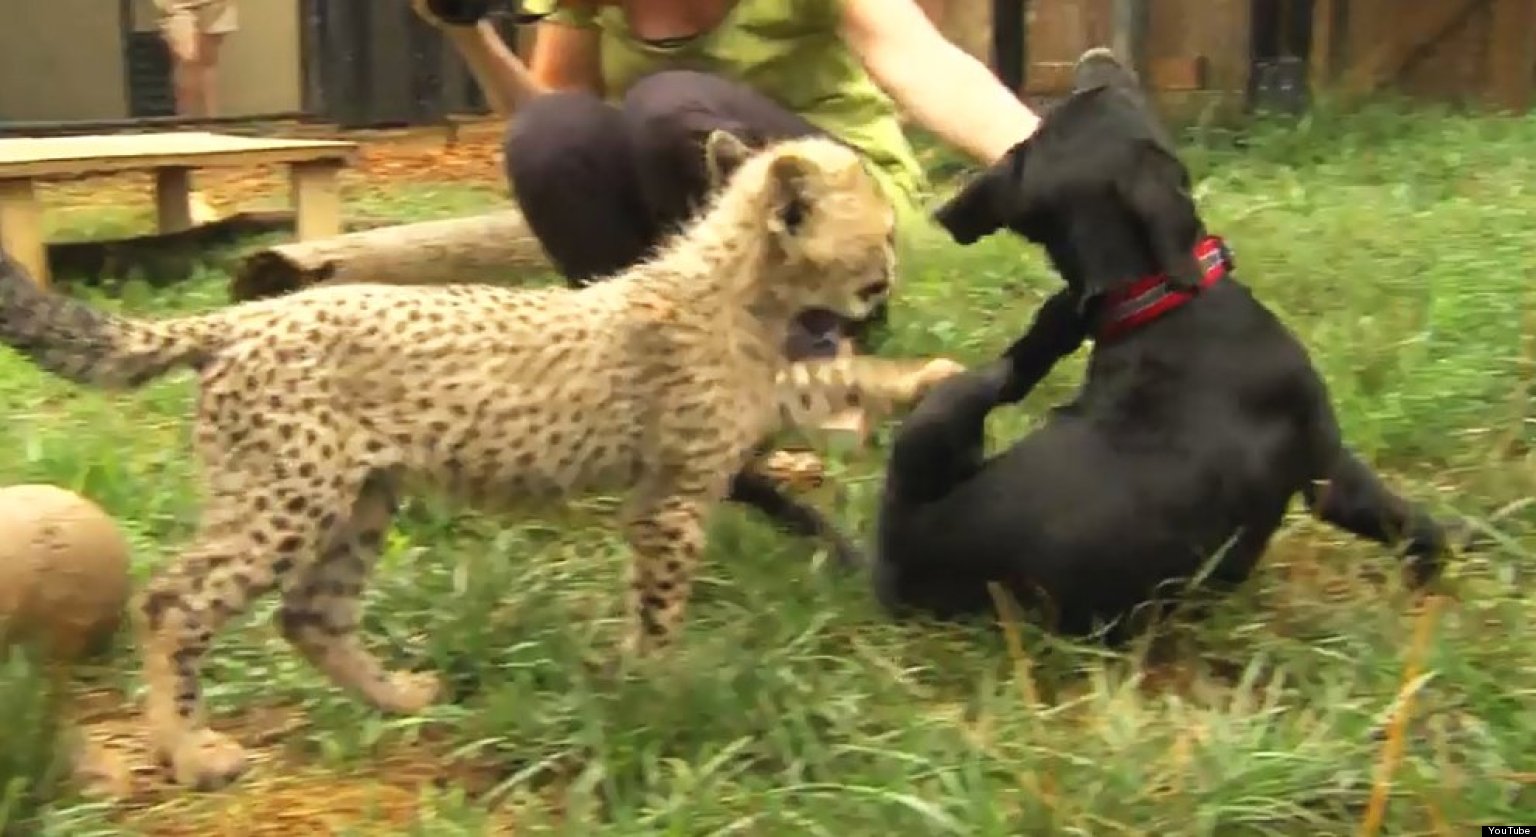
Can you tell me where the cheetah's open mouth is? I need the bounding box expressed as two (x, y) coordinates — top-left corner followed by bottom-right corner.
(796, 308), (845, 338)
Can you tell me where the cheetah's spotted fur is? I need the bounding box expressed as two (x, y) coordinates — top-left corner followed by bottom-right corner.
(0, 132), (962, 791)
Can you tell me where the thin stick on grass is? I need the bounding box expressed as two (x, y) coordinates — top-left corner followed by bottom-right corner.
(1499, 267), (1535, 460)
(1357, 594), (1444, 837)
(986, 581), (1040, 708)
(984, 584), (1060, 814)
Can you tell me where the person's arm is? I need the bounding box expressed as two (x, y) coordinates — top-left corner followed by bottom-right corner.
(411, 1), (602, 114)
(527, 21), (604, 95)
(838, 0), (1040, 165)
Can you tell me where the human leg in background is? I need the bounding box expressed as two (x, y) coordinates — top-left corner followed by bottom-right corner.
(157, 0), (239, 223)
(194, 1), (238, 117)
(159, 2), (206, 118)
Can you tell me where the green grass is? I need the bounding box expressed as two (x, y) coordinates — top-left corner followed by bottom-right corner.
(0, 646), (71, 836)
(3, 103), (1534, 834)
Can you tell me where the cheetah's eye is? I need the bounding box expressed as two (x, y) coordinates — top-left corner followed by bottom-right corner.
(858, 281), (890, 302)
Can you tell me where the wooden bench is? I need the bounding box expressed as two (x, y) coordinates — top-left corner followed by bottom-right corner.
(0, 131), (359, 287)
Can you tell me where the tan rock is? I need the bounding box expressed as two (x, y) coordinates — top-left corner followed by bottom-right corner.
(0, 485), (132, 663)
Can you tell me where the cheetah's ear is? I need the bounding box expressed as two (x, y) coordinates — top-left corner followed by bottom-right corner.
(764, 151), (812, 235)
(704, 129), (754, 191)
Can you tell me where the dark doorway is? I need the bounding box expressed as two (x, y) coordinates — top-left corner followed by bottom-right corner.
(1248, 0), (1317, 113)
(305, 0), (495, 129)
(992, 0), (1029, 96)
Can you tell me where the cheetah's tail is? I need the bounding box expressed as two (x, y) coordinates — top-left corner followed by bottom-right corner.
(0, 251), (224, 389)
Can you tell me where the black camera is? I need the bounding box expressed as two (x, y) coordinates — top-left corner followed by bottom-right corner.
(424, 0), (526, 26)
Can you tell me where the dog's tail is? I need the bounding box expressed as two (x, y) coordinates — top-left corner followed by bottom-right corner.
(1, 252), (229, 388)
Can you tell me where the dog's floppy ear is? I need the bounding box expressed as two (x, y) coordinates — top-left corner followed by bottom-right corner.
(703, 128), (755, 191)
(1117, 143), (1204, 290)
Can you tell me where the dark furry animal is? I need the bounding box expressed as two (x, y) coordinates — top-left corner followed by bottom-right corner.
(871, 48), (1462, 640)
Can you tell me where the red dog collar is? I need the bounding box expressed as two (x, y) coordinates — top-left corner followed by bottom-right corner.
(1096, 236), (1233, 341)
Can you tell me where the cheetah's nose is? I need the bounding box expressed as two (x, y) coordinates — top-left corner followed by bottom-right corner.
(858, 281), (890, 302)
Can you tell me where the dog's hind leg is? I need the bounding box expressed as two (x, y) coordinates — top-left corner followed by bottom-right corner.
(885, 360), (1015, 506)
(1300, 448), (1452, 586)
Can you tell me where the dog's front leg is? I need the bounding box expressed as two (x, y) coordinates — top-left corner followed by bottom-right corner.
(1301, 448), (1453, 586)
(999, 288), (1088, 404)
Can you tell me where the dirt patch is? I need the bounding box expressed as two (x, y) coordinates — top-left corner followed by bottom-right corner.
(67, 688), (515, 836)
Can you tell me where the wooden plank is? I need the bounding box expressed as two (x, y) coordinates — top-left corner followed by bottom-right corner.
(1111, 0), (1150, 81)
(931, 0), (990, 63)
(1485, 0), (1536, 111)
(1310, 0), (1338, 88)
(1029, 0), (1111, 65)
(1339, 0), (1485, 95)
(1197, 0), (1251, 99)
(0, 178), (49, 288)
(290, 160), (344, 242)
(1149, 56), (1210, 90)
(0, 132), (357, 180)
(154, 168), (194, 234)
(1024, 62), (1079, 94)
(1025, 56), (1209, 93)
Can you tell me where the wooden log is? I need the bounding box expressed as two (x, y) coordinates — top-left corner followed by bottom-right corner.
(230, 209), (554, 301)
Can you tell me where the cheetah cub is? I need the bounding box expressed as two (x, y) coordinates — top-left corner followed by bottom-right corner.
(0, 131), (960, 791)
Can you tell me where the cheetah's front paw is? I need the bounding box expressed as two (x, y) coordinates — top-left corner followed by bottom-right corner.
(908, 358), (967, 401)
(370, 670), (443, 714)
(166, 729), (249, 791)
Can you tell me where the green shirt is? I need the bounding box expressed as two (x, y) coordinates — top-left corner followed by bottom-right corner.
(519, 0), (929, 226)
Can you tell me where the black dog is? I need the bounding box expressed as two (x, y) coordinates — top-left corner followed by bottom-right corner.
(871, 48), (1461, 640)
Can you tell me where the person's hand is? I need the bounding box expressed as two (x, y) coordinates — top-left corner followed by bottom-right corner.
(410, 0), (494, 28)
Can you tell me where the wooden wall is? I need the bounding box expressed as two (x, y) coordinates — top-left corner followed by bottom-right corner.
(1323, 0), (1536, 113)
(933, 0), (1536, 119)
(1020, 0), (1251, 120)
(930, 0), (996, 63)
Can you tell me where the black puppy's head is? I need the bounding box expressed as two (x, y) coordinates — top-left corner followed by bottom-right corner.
(934, 48), (1205, 300)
